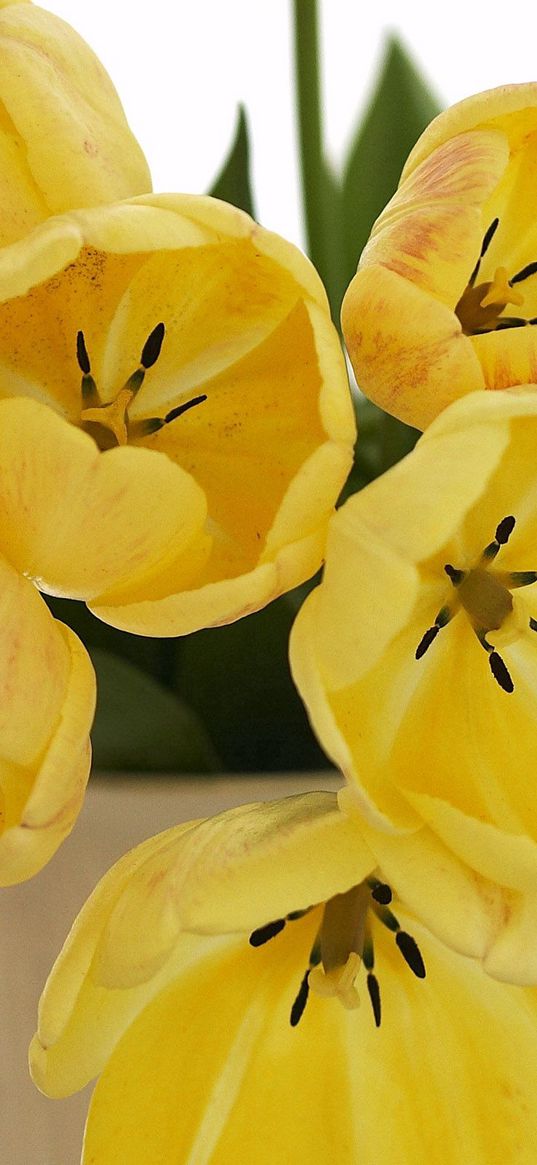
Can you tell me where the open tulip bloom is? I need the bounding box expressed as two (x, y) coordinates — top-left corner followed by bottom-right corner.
(342, 83), (537, 429)
(291, 388), (537, 985)
(0, 195), (354, 636)
(30, 792), (537, 1163)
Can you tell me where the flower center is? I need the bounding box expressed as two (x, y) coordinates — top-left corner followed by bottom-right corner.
(76, 324), (207, 451)
(249, 877), (426, 1028)
(455, 218), (537, 336)
(416, 515), (537, 692)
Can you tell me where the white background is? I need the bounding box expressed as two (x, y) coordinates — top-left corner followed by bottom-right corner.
(45, 1), (537, 247)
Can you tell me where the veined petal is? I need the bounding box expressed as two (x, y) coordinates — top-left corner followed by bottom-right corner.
(341, 264), (484, 427)
(35, 908), (537, 1164)
(0, 1), (150, 246)
(403, 83), (537, 178)
(342, 83), (537, 428)
(362, 130), (508, 308)
(0, 556), (95, 885)
(0, 397), (208, 600)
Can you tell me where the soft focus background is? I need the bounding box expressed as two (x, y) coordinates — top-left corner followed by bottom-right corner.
(38, 0), (537, 776)
(45, 0), (537, 248)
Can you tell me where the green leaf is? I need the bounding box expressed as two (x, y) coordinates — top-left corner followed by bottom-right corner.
(342, 35), (441, 294)
(209, 104), (255, 217)
(90, 649), (220, 773)
(293, 0), (346, 317)
(176, 594), (330, 773)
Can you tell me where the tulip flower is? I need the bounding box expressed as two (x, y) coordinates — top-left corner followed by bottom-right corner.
(0, 194), (354, 635)
(342, 83), (537, 429)
(291, 388), (537, 985)
(30, 792), (537, 1162)
(0, 550), (95, 885)
(0, 0), (151, 247)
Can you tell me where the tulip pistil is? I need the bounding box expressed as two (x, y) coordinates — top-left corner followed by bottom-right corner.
(455, 219), (537, 335)
(249, 879), (426, 1029)
(416, 515), (537, 692)
(77, 325), (207, 450)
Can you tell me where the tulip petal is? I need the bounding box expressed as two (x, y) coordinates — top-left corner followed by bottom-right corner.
(403, 83), (537, 179)
(0, 0), (150, 247)
(30, 794), (374, 1094)
(342, 263), (485, 427)
(362, 130), (508, 308)
(71, 911), (537, 1165)
(0, 397), (208, 601)
(0, 557), (95, 885)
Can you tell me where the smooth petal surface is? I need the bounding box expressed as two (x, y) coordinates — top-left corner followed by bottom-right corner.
(342, 83), (537, 428)
(291, 390), (537, 980)
(54, 909), (537, 1165)
(0, 397), (208, 601)
(30, 793), (374, 1094)
(0, 554), (95, 885)
(0, 195), (354, 632)
(0, 1), (150, 246)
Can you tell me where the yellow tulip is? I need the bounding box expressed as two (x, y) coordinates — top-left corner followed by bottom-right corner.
(30, 792), (537, 1162)
(0, 1), (151, 246)
(0, 195), (354, 635)
(0, 550), (95, 885)
(342, 83), (537, 429)
(291, 388), (537, 985)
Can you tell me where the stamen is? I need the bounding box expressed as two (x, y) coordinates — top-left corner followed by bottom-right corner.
(372, 902), (427, 981)
(469, 217), (499, 286)
(249, 918), (286, 947)
(130, 395), (208, 440)
(122, 324), (167, 398)
(290, 969), (311, 1027)
(508, 571), (537, 588)
(367, 973), (382, 1027)
(415, 625), (440, 659)
(475, 629), (514, 693)
(491, 317), (533, 330)
(141, 322), (165, 369)
(415, 605), (452, 660)
(444, 564), (464, 585)
(482, 515), (515, 562)
(165, 395), (208, 423)
(489, 650), (514, 694)
(76, 330), (91, 375)
(510, 261), (537, 286)
(368, 880), (392, 905)
(76, 330), (99, 404)
(395, 932), (426, 979)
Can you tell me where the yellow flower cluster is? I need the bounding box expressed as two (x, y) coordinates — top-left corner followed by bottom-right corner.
(2, 2), (537, 1160)
(0, 4), (354, 882)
